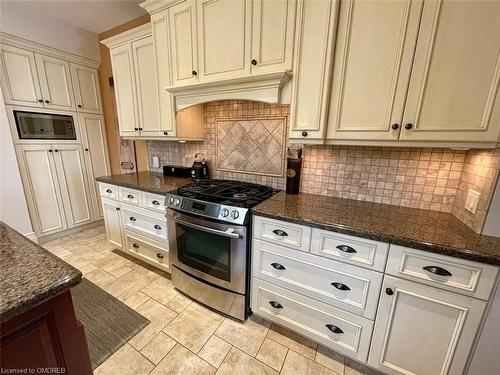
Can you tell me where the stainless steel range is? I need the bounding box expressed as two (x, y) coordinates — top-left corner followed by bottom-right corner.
(165, 179), (276, 320)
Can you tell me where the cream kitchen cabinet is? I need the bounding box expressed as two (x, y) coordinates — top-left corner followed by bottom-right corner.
(101, 198), (123, 250)
(70, 63), (103, 114)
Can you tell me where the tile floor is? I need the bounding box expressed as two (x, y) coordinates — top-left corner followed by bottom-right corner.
(43, 225), (380, 375)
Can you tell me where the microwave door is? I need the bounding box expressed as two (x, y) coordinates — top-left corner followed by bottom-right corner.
(15, 111), (76, 140)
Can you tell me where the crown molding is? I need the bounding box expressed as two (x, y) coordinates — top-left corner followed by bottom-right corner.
(139, 0), (182, 14)
(100, 23), (152, 49)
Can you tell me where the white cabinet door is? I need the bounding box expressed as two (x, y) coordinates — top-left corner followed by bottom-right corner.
(15, 145), (67, 236)
(401, 0), (500, 142)
(132, 36), (161, 137)
(251, 0), (296, 75)
(101, 198), (123, 249)
(110, 44), (138, 136)
(79, 114), (111, 220)
(197, 0), (251, 82)
(70, 63), (103, 114)
(169, 0), (198, 86)
(326, 0), (422, 141)
(0, 45), (43, 107)
(35, 54), (75, 111)
(368, 276), (486, 375)
(53, 144), (93, 228)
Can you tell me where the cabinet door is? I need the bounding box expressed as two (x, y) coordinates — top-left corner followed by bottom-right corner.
(35, 54), (75, 111)
(70, 63), (103, 114)
(251, 0), (296, 75)
(79, 114), (111, 220)
(288, 0), (338, 141)
(15, 145), (67, 236)
(401, 0), (500, 142)
(368, 276), (486, 375)
(326, 0), (422, 141)
(132, 36), (161, 137)
(169, 0), (198, 86)
(101, 198), (123, 249)
(197, 0), (251, 82)
(0, 45), (43, 107)
(53, 144), (93, 228)
(110, 44), (138, 137)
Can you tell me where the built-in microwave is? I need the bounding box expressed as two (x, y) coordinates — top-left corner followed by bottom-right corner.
(14, 111), (76, 140)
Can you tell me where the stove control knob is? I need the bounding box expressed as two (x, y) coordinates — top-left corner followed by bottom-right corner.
(230, 210), (239, 220)
(221, 208), (229, 217)
(169, 197), (174, 205)
(174, 198), (181, 206)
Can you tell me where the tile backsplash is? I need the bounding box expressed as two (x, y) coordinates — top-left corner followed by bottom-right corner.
(147, 100), (500, 234)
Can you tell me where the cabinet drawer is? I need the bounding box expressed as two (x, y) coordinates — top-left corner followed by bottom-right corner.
(142, 191), (166, 213)
(310, 229), (389, 271)
(124, 232), (169, 272)
(253, 216), (311, 252)
(252, 278), (373, 362)
(99, 183), (117, 199)
(121, 206), (167, 243)
(386, 245), (498, 300)
(118, 187), (141, 206)
(252, 240), (382, 319)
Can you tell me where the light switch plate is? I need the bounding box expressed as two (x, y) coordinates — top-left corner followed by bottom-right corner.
(152, 156), (160, 169)
(465, 189), (481, 214)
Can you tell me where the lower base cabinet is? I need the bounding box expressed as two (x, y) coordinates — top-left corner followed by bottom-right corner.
(124, 232), (169, 272)
(101, 197), (123, 250)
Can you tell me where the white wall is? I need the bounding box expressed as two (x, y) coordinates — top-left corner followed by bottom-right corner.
(0, 1), (100, 61)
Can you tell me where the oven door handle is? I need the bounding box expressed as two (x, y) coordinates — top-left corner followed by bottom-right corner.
(171, 217), (242, 239)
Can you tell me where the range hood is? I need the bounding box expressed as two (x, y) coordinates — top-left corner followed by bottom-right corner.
(166, 71), (291, 111)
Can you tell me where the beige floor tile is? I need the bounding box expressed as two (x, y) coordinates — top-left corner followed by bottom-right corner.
(79, 263), (99, 275)
(198, 335), (232, 368)
(103, 270), (153, 301)
(94, 343), (153, 375)
(64, 251), (107, 269)
(128, 260), (167, 280)
(106, 263), (134, 278)
(84, 268), (116, 288)
(123, 291), (151, 310)
(166, 293), (192, 314)
(267, 324), (317, 360)
(163, 304), (223, 353)
(45, 244), (73, 259)
(216, 347), (278, 375)
(140, 332), (177, 365)
(87, 238), (119, 252)
(214, 315), (271, 356)
(150, 344), (216, 375)
(315, 345), (345, 374)
(344, 358), (384, 375)
(141, 276), (178, 305)
(281, 350), (339, 375)
(92, 251), (130, 273)
(256, 338), (288, 372)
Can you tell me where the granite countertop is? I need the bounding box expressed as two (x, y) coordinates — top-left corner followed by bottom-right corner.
(252, 191), (500, 266)
(96, 171), (191, 194)
(0, 222), (82, 322)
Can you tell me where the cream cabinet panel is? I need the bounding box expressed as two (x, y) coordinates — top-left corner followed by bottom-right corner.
(251, 0), (296, 75)
(0, 45), (43, 107)
(197, 0), (251, 82)
(368, 276), (486, 375)
(35, 54), (75, 111)
(289, 0), (338, 141)
(70, 63), (102, 114)
(101, 197), (123, 249)
(326, 0), (422, 141)
(401, 0), (500, 142)
(169, 0), (198, 86)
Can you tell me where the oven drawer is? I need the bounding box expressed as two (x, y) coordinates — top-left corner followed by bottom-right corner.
(122, 205), (167, 243)
(252, 278), (373, 362)
(118, 187), (141, 206)
(124, 232), (169, 272)
(99, 183), (117, 200)
(252, 240), (382, 319)
(253, 216), (311, 252)
(142, 191), (166, 213)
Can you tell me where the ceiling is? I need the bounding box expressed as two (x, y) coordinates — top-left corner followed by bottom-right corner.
(6, 0), (147, 34)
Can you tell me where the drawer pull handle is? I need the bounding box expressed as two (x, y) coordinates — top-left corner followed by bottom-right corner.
(127, 194), (134, 199)
(272, 229), (288, 237)
(106, 189), (112, 193)
(423, 266), (452, 277)
(133, 243), (139, 248)
(269, 301), (283, 309)
(325, 324), (344, 334)
(336, 245), (357, 254)
(156, 253), (164, 259)
(154, 224), (162, 230)
(152, 200), (160, 205)
(271, 262), (286, 271)
(129, 216), (136, 221)
(331, 282), (350, 291)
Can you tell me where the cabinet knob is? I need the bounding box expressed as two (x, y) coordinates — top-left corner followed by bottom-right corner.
(78, 104), (82, 108)
(129, 216), (136, 221)
(163, 131), (168, 135)
(139, 127), (143, 131)
(48, 149), (53, 152)
(152, 200), (160, 205)
(301, 131), (308, 137)
(156, 253), (164, 259)
(154, 224), (162, 230)
(192, 70), (198, 76)
(133, 243), (139, 248)
(38, 99), (43, 103)
(391, 123), (399, 130)
(325, 324), (344, 334)
(404, 123), (413, 130)
(331, 282), (351, 291)
(106, 189), (112, 193)
(54, 149), (59, 152)
(134, 128), (138, 131)
(127, 194), (134, 199)
(271, 262), (286, 271)
(251, 59), (257, 65)
(115, 207), (120, 211)
(336, 244), (357, 254)
(84, 148), (89, 151)
(269, 301), (283, 309)
(45, 100), (50, 103)
(385, 288), (394, 296)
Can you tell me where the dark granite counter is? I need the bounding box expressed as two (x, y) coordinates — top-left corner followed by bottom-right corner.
(96, 171), (191, 194)
(252, 192), (500, 266)
(0, 222), (82, 322)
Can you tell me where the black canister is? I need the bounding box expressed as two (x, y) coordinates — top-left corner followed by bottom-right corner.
(286, 157), (302, 194)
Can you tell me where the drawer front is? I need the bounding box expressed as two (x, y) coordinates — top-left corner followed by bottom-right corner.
(253, 216), (311, 252)
(122, 206), (167, 243)
(142, 192), (166, 213)
(124, 232), (169, 272)
(386, 245), (498, 300)
(118, 187), (141, 206)
(310, 228), (389, 271)
(99, 183), (117, 199)
(252, 278), (373, 362)
(252, 240), (382, 319)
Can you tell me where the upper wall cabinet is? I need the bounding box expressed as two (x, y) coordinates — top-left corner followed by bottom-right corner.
(70, 63), (103, 114)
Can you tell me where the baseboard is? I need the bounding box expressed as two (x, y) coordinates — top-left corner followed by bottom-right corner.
(24, 232), (38, 243)
(38, 220), (104, 244)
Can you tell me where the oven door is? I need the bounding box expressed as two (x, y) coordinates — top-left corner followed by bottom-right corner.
(167, 209), (247, 294)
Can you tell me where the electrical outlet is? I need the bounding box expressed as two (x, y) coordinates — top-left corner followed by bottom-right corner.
(465, 189), (481, 214)
(152, 156), (160, 169)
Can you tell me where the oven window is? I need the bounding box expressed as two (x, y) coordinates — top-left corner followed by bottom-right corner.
(177, 224), (231, 282)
